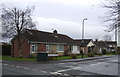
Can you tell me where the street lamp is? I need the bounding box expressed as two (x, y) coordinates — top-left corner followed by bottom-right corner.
(81, 18), (88, 58)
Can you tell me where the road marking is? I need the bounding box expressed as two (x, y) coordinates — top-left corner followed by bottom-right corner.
(72, 67), (81, 69)
(50, 72), (62, 75)
(41, 71), (47, 73)
(64, 73), (70, 76)
(16, 66), (21, 68)
(3, 64), (8, 66)
(23, 67), (30, 70)
(89, 62), (106, 66)
(57, 69), (72, 73)
(51, 66), (81, 75)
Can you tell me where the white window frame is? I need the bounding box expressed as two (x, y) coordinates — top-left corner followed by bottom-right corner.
(46, 44), (51, 52)
(57, 45), (64, 52)
(31, 44), (37, 53)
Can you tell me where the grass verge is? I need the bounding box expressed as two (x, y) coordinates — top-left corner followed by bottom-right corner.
(2, 56), (36, 61)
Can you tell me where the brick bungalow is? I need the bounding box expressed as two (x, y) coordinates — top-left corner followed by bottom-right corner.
(94, 40), (117, 53)
(74, 39), (95, 54)
(11, 29), (78, 58)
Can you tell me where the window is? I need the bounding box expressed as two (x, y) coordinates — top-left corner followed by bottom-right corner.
(46, 44), (50, 52)
(109, 45), (112, 47)
(57, 45), (64, 52)
(31, 44), (37, 53)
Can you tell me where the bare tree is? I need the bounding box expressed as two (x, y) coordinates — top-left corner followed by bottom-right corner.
(103, 34), (112, 41)
(102, 0), (120, 32)
(1, 5), (36, 57)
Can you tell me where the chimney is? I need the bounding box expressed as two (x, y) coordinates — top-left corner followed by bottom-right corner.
(53, 30), (58, 38)
(95, 39), (98, 43)
(53, 30), (57, 34)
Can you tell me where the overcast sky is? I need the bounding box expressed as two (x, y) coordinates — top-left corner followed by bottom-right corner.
(1, 0), (115, 41)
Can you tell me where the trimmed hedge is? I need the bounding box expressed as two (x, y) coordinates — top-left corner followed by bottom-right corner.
(2, 44), (11, 56)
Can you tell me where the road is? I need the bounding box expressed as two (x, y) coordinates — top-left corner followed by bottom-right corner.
(1, 55), (119, 77)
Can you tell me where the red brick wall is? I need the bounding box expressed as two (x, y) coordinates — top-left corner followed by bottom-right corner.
(38, 44), (46, 52)
(64, 45), (69, 51)
(22, 39), (30, 58)
(11, 37), (30, 58)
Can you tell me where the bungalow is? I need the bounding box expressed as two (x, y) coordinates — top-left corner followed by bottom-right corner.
(11, 29), (79, 58)
(74, 39), (95, 54)
(95, 41), (117, 53)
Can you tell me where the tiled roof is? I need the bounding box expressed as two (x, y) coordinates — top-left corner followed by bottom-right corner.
(74, 39), (92, 46)
(22, 29), (75, 45)
(94, 41), (117, 47)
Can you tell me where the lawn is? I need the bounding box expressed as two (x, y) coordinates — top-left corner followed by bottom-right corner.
(2, 55), (88, 61)
(2, 56), (36, 61)
(49, 55), (89, 61)
(1, 53), (116, 61)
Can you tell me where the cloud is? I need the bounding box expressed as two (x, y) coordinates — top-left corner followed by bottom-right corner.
(32, 16), (107, 39)
(1, 0), (112, 40)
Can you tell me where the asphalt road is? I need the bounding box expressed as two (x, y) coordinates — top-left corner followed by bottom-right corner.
(1, 55), (119, 77)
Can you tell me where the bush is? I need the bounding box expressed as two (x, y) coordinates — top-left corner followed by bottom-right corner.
(87, 52), (94, 57)
(102, 49), (106, 55)
(93, 51), (102, 55)
(69, 54), (77, 59)
(64, 50), (72, 56)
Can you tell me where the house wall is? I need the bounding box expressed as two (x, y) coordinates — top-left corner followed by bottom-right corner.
(50, 44), (57, 53)
(38, 44), (46, 52)
(87, 41), (95, 47)
(83, 47), (88, 54)
(64, 45), (69, 52)
(72, 45), (80, 54)
(81, 47), (88, 55)
(11, 37), (30, 58)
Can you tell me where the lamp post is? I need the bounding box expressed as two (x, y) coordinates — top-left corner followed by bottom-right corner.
(81, 18), (87, 58)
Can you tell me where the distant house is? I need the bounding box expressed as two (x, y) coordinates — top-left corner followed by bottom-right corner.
(74, 39), (95, 54)
(95, 41), (117, 53)
(11, 29), (78, 58)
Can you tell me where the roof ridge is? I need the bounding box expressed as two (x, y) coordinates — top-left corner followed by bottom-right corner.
(27, 29), (71, 37)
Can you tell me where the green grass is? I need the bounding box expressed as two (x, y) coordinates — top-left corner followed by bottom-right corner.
(2, 56), (36, 61)
(1, 53), (116, 61)
(49, 55), (89, 61)
(53, 56), (71, 60)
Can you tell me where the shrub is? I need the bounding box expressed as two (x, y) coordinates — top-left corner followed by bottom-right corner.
(64, 50), (72, 56)
(102, 49), (106, 55)
(69, 54), (77, 59)
(93, 51), (102, 55)
(87, 52), (94, 57)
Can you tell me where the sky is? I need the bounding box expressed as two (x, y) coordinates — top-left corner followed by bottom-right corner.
(0, 0), (115, 41)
